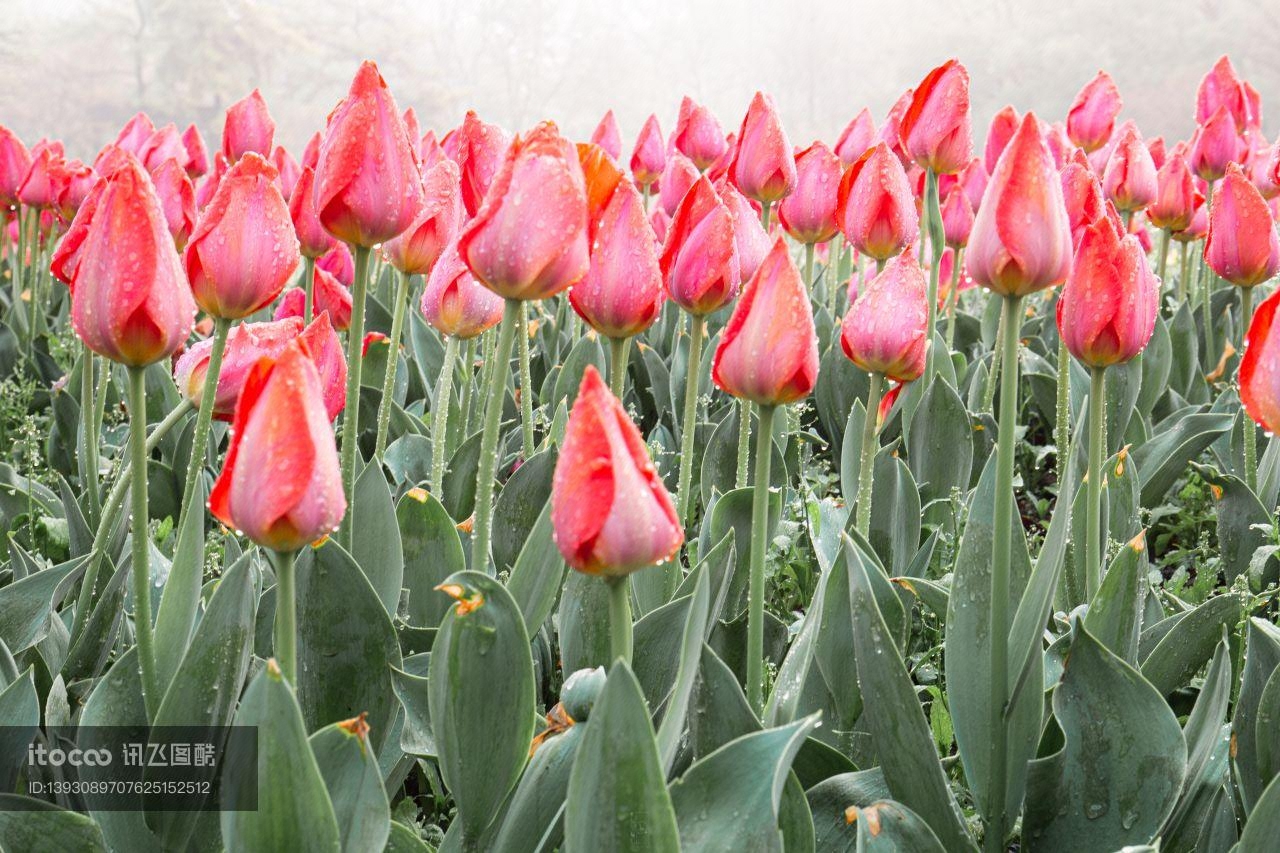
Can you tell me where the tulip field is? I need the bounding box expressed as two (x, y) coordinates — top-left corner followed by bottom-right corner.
(4, 52), (1280, 852)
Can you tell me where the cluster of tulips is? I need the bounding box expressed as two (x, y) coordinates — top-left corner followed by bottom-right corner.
(3, 49), (1280, 852)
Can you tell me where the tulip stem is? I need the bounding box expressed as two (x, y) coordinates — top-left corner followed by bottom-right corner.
(1242, 286), (1258, 493)
(1156, 228), (1171, 288)
(736, 400), (753, 489)
(471, 299), (521, 574)
(179, 317), (231, 522)
(1202, 256), (1217, 376)
(829, 235), (845, 316)
(608, 336), (630, 399)
(674, 314), (706, 532)
(127, 366), (160, 720)
(982, 301), (1007, 413)
(1086, 365), (1107, 600)
(271, 548), (298, 685)
(760, 201), (772, 232)
(339, 245), (372, 548)
(855, 373), (884, 537)
(945, 247), (963, 351)
(804, 242), (816, 294)
(605, 576), (633, 667)
(518, 302), (536, 459)
(457, 337), (476, 449)
(1056, 336), (1071, 485)
(81, 344), (102, 522)
(431, 335), (459, 498)
(301, 256), (316, 324)
(1177, 241), (1191, 304)
(747, 403), (777, 715)
(923, 169), (944, 381)
(374, 270), (411, 460)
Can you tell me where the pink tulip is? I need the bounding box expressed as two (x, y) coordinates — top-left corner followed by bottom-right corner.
(382, 159), (462, 275)
(137, 124), (186, 175)
(660, 175), (740, 315)
(195, 153), (228, 210)
(1066, 71), (1123, 153)
(1191, 106), (1245, 182)
(0, 126), (32, 207)
(778, 141), (842, 244)
(113, 113), (155, 157)
(1249, 139), (1280, 200)
(300, 132), (322, 172)
(1061, 149), (1108, 248)
(1197, 55), (1249, 131)
(630, 114), (666, 190)
(275, 266), (353, 331)
(54, 160), (96, 221)
(1240, 287), (1280, 434)
(570, 180), (664, 339)
(446, 110), (512, 217)
(716, 178), (770, 283)
(150, 158), (197, 250)
(836, 143), (919, 262)
(270, 145), (301, 201)
(578, 142), (625, 242)
(176, 317), (305, 419)
(672, 96), (728, 171)
(420, 130), (445, 169)
(1205, 162), (1280, 287)
(941, 186), (974, 249)
(1149, 153), (1198, 232)
(835, 108), (877, 165)
(590, 110), (622, 161)
(1148, 136), (1167, 170)
(956, 158), (988, 212)
(290, 166), (337, 259)
(18, 147), (62, 209)
(729, 91), (796, 203)
(402, 108), (421, 150)
(659, 151), (699, 217)
(900, 59), (974, 175)
(421, 241), (505, 339)
(182, 124), (209, 178)
(984, 106), (1020, 175)
(840, 252), (929, 382)
(1102, 123), (1157, 212)
(318, 242), (354, 286)
(880, 89), (915, 165)
(222, 89), (275, 163)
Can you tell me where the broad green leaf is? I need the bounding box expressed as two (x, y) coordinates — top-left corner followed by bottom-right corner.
(442, 430), (483, 522)
(868, 451), (921, 576)
(390, 664), (433, 758)
(1236, 618), (1280, 813)
(0, 796), (106, 852)
(310, 718), (392, 853)
(351, 462), (405, 614)
(490, 725), (584, 853)
(845, 799), (946, 852)
(1238, 773), (1280, 851)
(1140, 593), (1243, 696)
(1161, 635), (1232, 845)
(151, 478), (207, 698)
(1132, 409), (1232, 506)
(0, 669), (37, 791)
(492, 448), (556, 573)
(1084, 532), (1147, 664)
(0, 554), (87, 653)
(558, 569), (614, 673)
(1256, 667), (1280, 788)
(397, 488), (465, 628)
(1193, 464), (1270, 585)
(907, 377), (974, 525)
(383, 433), (433, 488)
(655, 571), (710, 772)
(505, 502), (566, 639)
(807, 769), (894, 850)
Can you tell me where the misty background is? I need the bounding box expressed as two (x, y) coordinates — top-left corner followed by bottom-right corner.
(2, 0), (1278, 161)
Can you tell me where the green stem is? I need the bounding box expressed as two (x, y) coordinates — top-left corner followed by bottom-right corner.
(674, 314), (706, 531)
(339, 245), (372, 547)
(985, 293), (1023, 853)
(431, 335), (459, 498)
(81, 343), (101, 521)
(982, 299), (1008, 413)
(1056, 336), (1071, 482)
(1086, 366), (1107, 600)
(829, 234), (845, 316)
(736, 400), (753, 489)
(470, 299), (521, 573)
(518, 302), (536, 459)
(746, 403), (777, 715)
(945, 247), (963, 351)
(855, 373), (885, 537)
(179, 317), (231, 521)
(127, 366), (160, 720)
(1156, 228), (1171, 288)
(301, 255), (316, 324)
(374, 269), (411, 459)
(760, 201), (772, 232)
(804, 242), (816, 294)
(1242, 286), (1257, 493)
(1177, 241), (1190, 304)
(457, 337), (476, 449)
(271, 548), (298, 685)
(923, 169), (944, 381)
(606, 576), (633, 667)
(1202, 252), (1217, 375)
(608, 336), (630, 398)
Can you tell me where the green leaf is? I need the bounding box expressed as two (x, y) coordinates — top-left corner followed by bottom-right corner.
(1136, 314), (1172, 415)
(151, 478), (208, 697)
(0, 797), (107, 852)
(351, 462), (406, 614)
(846, 800), (947, 852)
(0, 554), (87, 653)
(1161, 634), (1231, 843)
(654, 571), (710, 772)
(397, 488), (465, 628)
(1238, 773), (1280, 851)
(505, 501), (566, 639)
(868, 451), (922, 576)
(390, 663), (433, 758)
(1084, 532), (1147, 664)
(310, 718), (392, 853)
(806, 770), (893, 850)
(492, 448), (555, 573)
(552, 336), (605, 410)
(383, 433), (433, 488)
(1236, 618), (1280, 813)
(1140, 593), (1243, 697)
(442, 430), (484, 522)
(0, 668), (37, 791)
(1193, 464), (1270, 585)
(907, 377), (973, 525)
(1132, 409), (1232, 506)
(559, 569), (614, 673)
(490, 725), (584, 853)
(1256, 666), (1280, 789)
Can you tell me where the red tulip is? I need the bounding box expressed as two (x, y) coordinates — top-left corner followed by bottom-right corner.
(1191, 106), (1245, 182)
(0, 126), (32, 207)
(270, 146), (301, 201)
(716, 178), (770, 283)
(51, 156), (195, 367)
(1197, 56), (1249, 131)
(176, 317), (304, 419)
(222, 89), (275, 163)
(150, 158), (197, 250)
(209, 339), (346, 552)
(421, 241), (505, 339)
(18, 147), (62, 209)
(590, 110), (622, 161)
(578, 142), (626, 241)
(835, 108), (877, 165)
(458, 122), (589, 301)
(570, 181), (663, 339)
(134, 124), (184, 176)
(290, 166), (337, 259)
(113, 113), (155, 157)
(984, 106), (1020, 176)
(1149, 154), (1197, 231)
(1061, 149), (1108, 248)
(660, 176), (740, 315)
(881, 89), (914, 166)
(967, 113), (1072, 296)
(840, 252), (929, 382)
(729, 91), (796, 203)
(275, 266), (353, 331)
(1148, 136), (1167, 170)
(1205, 163), (1280, 287)
(900, 59), (973, 175)
(712, 237), (819, 406)
(552, 366), (682, 575)
(296, 311), (349, 420)
(659, 151), (699, 217)
(446, 110), (512, 217)
(1102, 123), (1157, 212)
(941, 186), (974, 249)
(836, 142), (919, 262)
(182, 123), (209, 178)
(1057, 215), (1158, 368)
(185, 153), (300, 319)
(1066, 71), (1122, 153)
(672, 96), (728, 172)
(1240, 286), (1280, 434)
(318, 242), (354, 286)
(778, 141), (841, 244)
(630, 114), (665, 190)
(382, 159), (462, 275)
(315, 61), (424, 247)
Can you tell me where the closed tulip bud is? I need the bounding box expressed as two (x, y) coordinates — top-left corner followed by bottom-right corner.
(716, 178), (770, 283)
(967, 113), (1072, 296)
(729, 91), (796, 203)
(54, 160), (96, 221)
(660, 176), (740, 315)
(209, 340), (346, 552)
(835, 108), (877, 165)
(458, 122), (589, 301)
(185, 153), (300, 319)
(900, 60), (973, 175)
(629, 114), (665, 190)
(1149, 154), (1197, 231)
(1244, 80), (1264, 133)
(941, 186), (974, 249)
(296, 311), (349, 420)
(1205, 163), (1280, 287)
(673, 96), (728, 171)
(421, 241), (505, 339)
(420, 130), (445, 170)
(836, 142), (919, 262)
(1191, 107), (1244, 183)
(778, 142), (842, 244)
(712, 237), (819, 406)
(840, 252), (929, 383)
(290, 166), (337, 259)
(151, 158), (197, 250)
(1240, 287), (1280, 435)
(300, 132), (322, 172)
(222, 89), (275, 163)
(182, 123), (209, 178)
(1128, 211), (1153, 253)
(957, 158), (988, 212)
(1148, 136), (1167, 170)
(659, 151), (699, 217)
(1061, 149), (1108, 248)
(0, 126), (32, 206)
(937, 246), (973, 305)
(195, 154), (228, 210)
(18, 147), (62, 209)
(136, 124), (186, 175)
(880, 89), (914, 166)
(446, 110), (511, 218)
(1173, 193), (1208, 243)
(275, 266), (353, 331)
(578, 142), (625, 241)
(1102, 123), (1158, 212)
(984, 106), (1020, 175)
(706, 132), (736, 184)
(1066, 71), (1123, 153)
(318, 242), (354, 286)
(51, 157), (195, 367)
(113, 112), (155, 157)
(590, 110), (622, 161)
(552, 366), (682, 575)
(382, 159), (462, 275)
(570, 181), (664, 338)
(316, 61), (424, 247)
(270, 146), (301, 201)
(1249, 139), (1280, 200)
(1197, 55), (1249, 131)
(176, 317), (304, 419)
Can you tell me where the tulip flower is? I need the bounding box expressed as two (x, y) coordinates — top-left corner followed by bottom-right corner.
(210, 338), (346, 684)
(137, 124), (187, 175)
(420, 130), (445, 169)
(1240, 286), (1280, 437)
(1191, 106), (1244, 183)
(578, 142), (626, 241)
(1150, 154), (1198, 233)
(1197, 55), (1249, 131)
(182, 123), (209, 178)
(401, 108), (421, 150)
(0, 125), (32, 207)
(1205, 163), (1280, 290)
(175, 317), (304, 420)
(289, 167), (337, 322)
(941, 185), (974, 249)
(195, 154), (227, 210)
(1066, 71), (1123, 153)
(590, 110), (622, 161)
(880, 89), (914, 165)
(317, 242), (354, 286)
(270, 146), (301, 201)
(841, 252), (929, 385)
(984, 106), (1020, 176)
(779, 141), (842, 247)
(1249, 140), (1280, 200)
(276, 266), (353, 331)
(956, 158), (988, 212)
(649, 207), (670, 243)
(151, 158), (197, 250)
(900, 59), (974, 176)
(113, 112), (155, 157)
(659, 151), (699, 217)
(835, 108), (877, 164)
(1148, 136), (1167, 170)
(1102, 122), (1158, 214)
(716, 178), (770, 284)
(672, 96), (728, 171)
(446, 110), (512, 218)
(661, 175), (741, 316)
(629, 114), (665, 194)
(54, 160), (96, 222)
(18, 146), (62, 210)
(222, 89), (275, 163)
(836, 142), (919, 264)
(729, 91), (796, 211)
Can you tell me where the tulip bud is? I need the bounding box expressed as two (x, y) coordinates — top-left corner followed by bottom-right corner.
(551, 366), (682, 575)
(941, 186), (974, 249)
(0, 126), (32, 206)
(1066, 71), (1123, 153)
(185, 153), (300, 319)
(716, 178), (770, 283)
(957, 158), (988, 212)
(840, 253), (929, 382)
(1250, 139), (1280, 200)
(570, 181), (664, 339)
(420, 130), (445, 170)
(590, 110), (622, 161)
(151, 158), (197, 250)
(113, 113), (155, 157)
(1148, 136), (1167, 170)
(880, 89), (914, 165)
(578, 143), (625, 241)
(967, 113), (1072, 296)
(1191, 106), (1245, 183)
(301, 132), (322, 172)
(318, 242), (354, 286)
(209, 339), (347, 552)
(729, 91), (797, 203)
(1061, 149), (1108, 248)
(778, 142), (841, 244)
(270, 145), (301, 201)
(1102, 123), (1158, 212)
(1240, 286), (1280, 435)
(984, 106), (1020, 176)
(195, 154), (227, 210)
(136, 124), (186, 175)
(660, 176), (740, 315)
(316, 61), (425, 247)
(18, 147), (62, 209)
(401, 108), (421, 150)
(835, 108), (877, 165)
(275, 266), (353, 331)
(1173, 193), (1208, 243)
(51, 156), (196, 367)
(900, 60), (974, 175)
(712, 237), (819, 406)
(1205, 163), (1280, 287)
(672, 96), (728, 172)
(382, 159), (463, 275)
(176, 317), (304, 420)
(629, 114), (665, 190)
(222, 89), (275, 163)
(54, 160), (96, 221)
(446, 110), (512, 218)
(836, 143), (919, 262)
(421, 241), (505, 339)
(658, 151), (699, 217)
(182, 123), (209, 178)
(1149, 154), (1198, 232)
(290, 166), (337, 259)
(1197, 55), (1249, 131)
(1057, 216), (1158, 368)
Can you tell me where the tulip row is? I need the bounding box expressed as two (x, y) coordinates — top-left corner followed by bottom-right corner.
(1, 52), (1280, 853)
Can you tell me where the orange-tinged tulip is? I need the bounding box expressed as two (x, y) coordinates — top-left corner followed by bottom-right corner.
(209, 339), (346, 552)
(590, 110), (622, 161)
(570, 180), (664, 339)
(1240, 286), (1280, 434)
(1066, 71), (1122, 153)
(1102, 123), (1157, 212)
(182, 123), (209, 178)
(420, 241), (504, 340)
(900, 59), (973, 175)
(778, 141), (841, 244)
(382, 159), (462, 275)
(630, 114), (665, 190)
(1149, 153), (1197, 231)
(716, 178), (770, 283)
(729, 91), (796, 203)
(1191, 106), (1245, 182)
(984, 106), (1020, 175)
(659, 151), (699, 217)
(672, 96), (727, 172)
(578, 142), (625, 241)
(222, 89), (275, 163)
(835, 108), (877, 165)
(290, 166), (337, 259)
(836, 143), (919, 262)
(315, 61), (424, 247)
(941, 185), (974, 249)
(840, 252), (929, 383)
(660, 175), (740, 315)
(552, 366), (682, 575)
(458, 122), (589, 301)
(1197, 55), (1249, 131)
(151, 158), (197, 250)
(1205, 163), (1280, 287)
(712, 237), (819, 406)
(967, 113), (1072, 296)
(185, 152), (300, 319)
(51, 156), (196, 367)
(0, 126), (32, 206)
(1057, 215), (1158, 368)
(445, 110), (511, 217)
